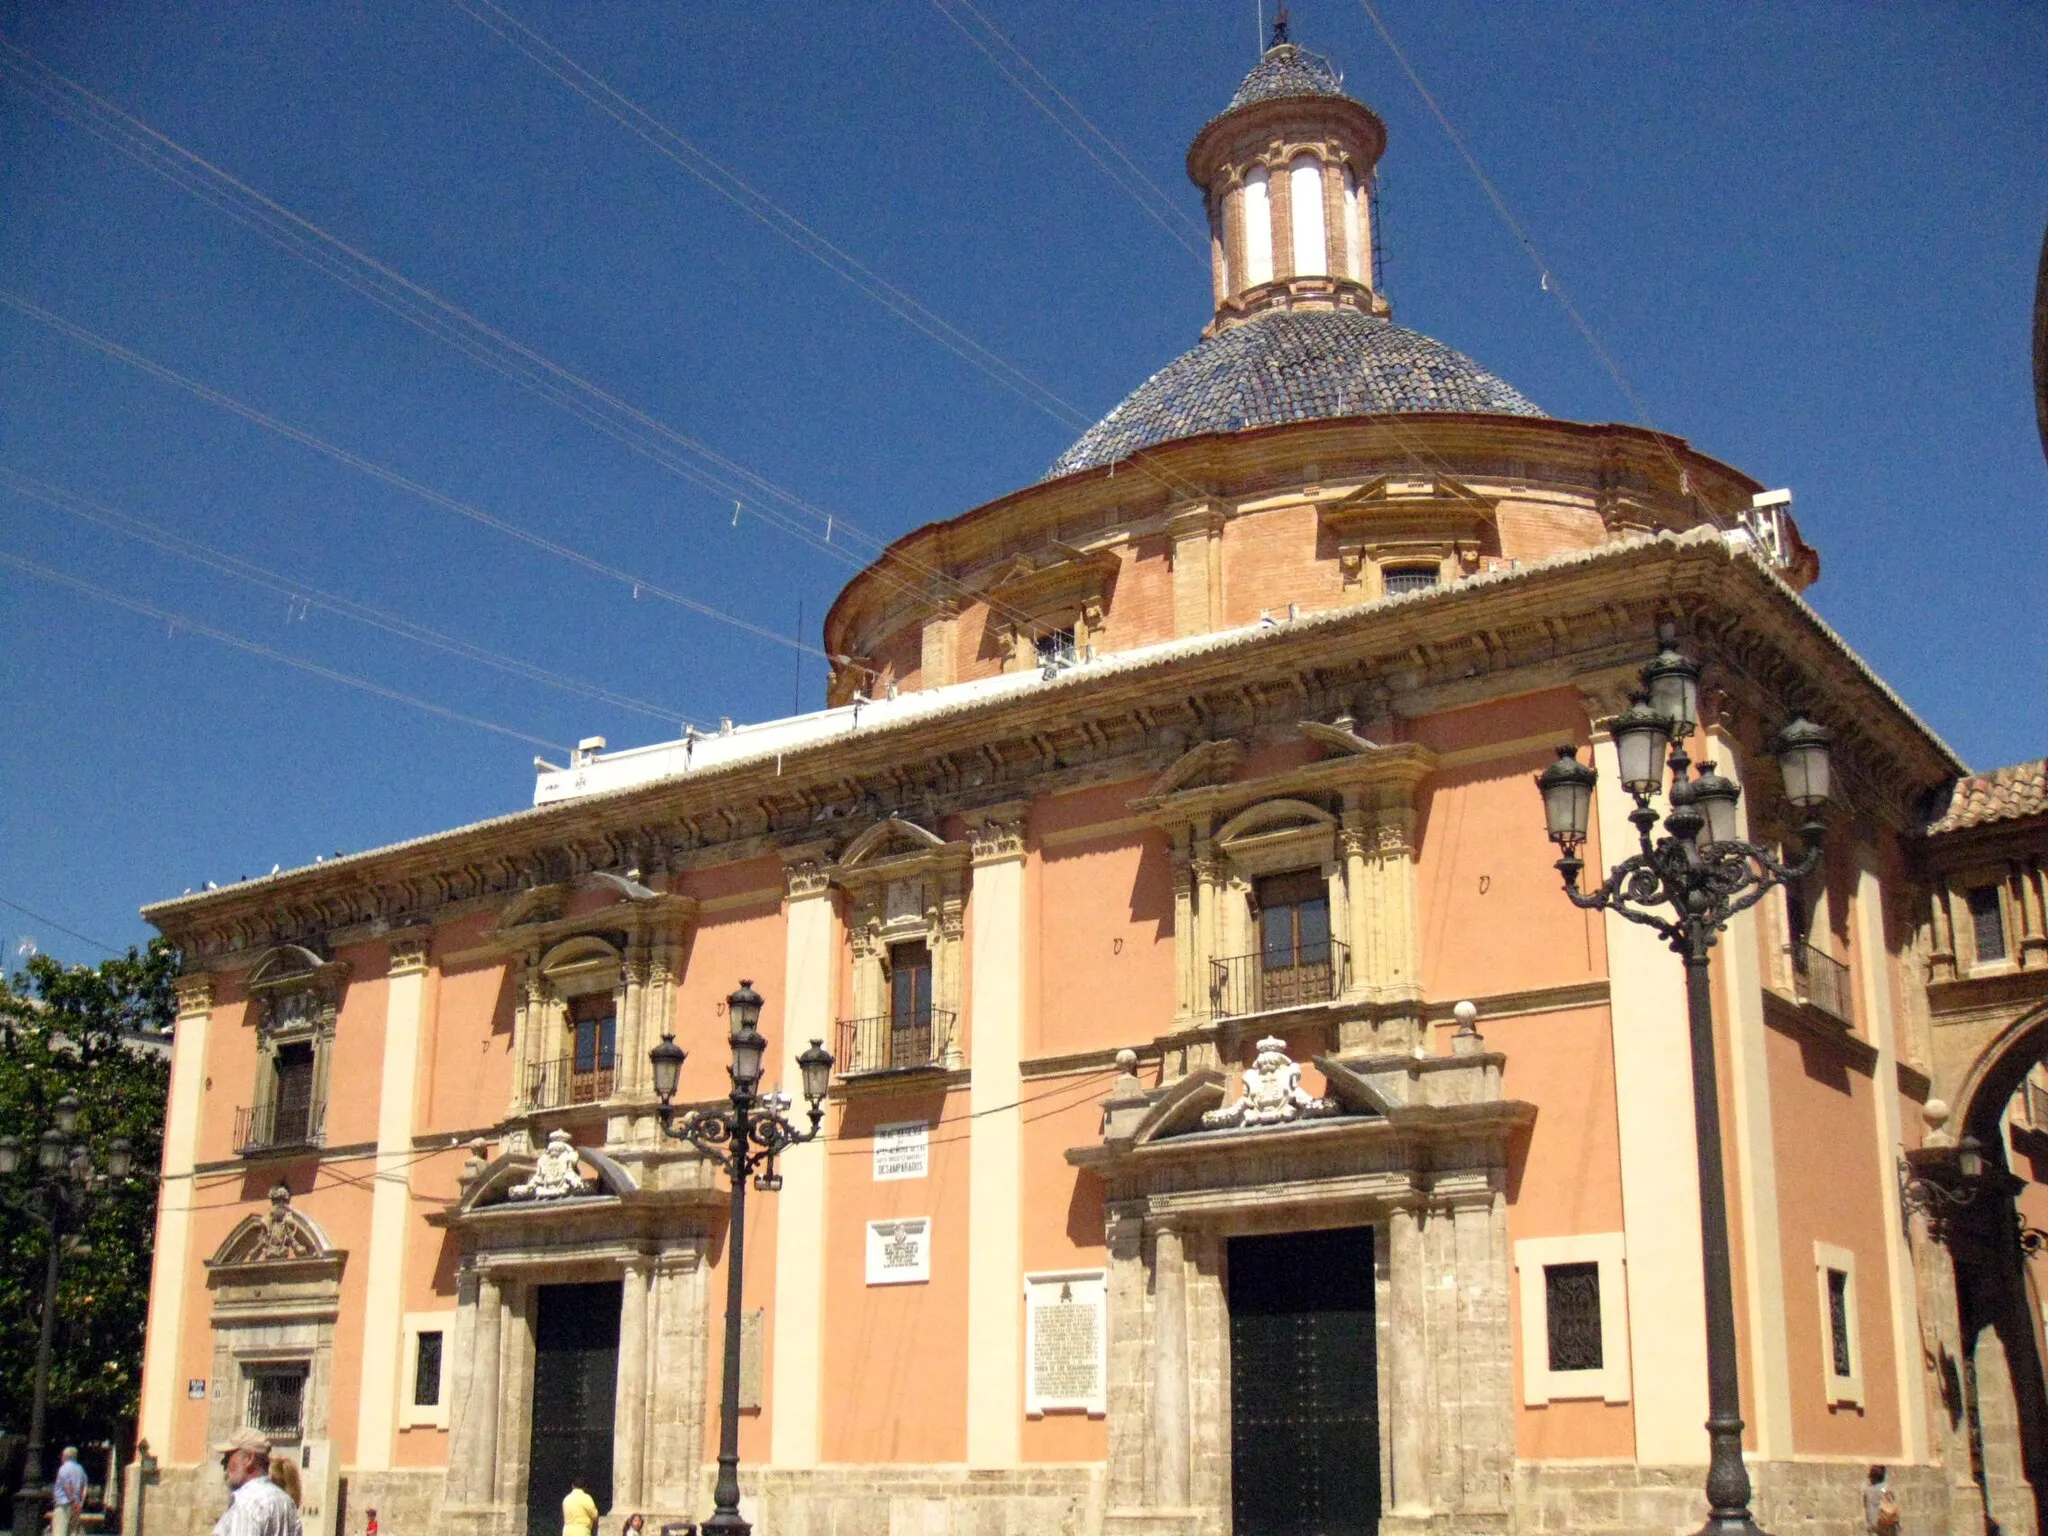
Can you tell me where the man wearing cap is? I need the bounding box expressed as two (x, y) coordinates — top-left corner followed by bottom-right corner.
(211, 1427), (302, 1536)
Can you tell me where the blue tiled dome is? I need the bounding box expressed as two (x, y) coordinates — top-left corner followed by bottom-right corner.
(1225, 43), (1346, 111)
(1045, 309), (1545, 480)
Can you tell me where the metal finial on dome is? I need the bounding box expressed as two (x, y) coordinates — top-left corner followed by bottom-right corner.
(1271, 5), (1291, 47)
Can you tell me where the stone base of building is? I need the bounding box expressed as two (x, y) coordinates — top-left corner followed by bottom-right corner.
(133, 1456), (1994, 1536)
(748, 1463), (1104, 1536)
(1514, 1460), (1966, 1536)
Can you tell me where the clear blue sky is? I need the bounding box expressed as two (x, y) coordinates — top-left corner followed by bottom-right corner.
(2, 2), (2043, 966)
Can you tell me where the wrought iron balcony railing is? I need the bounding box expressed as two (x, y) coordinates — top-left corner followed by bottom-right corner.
(528, 1053), (617, 1110)
(1790, 941), (1854, 1026)
(234, 1100), (326, 1156)
(837, 1009), (957, 1075)
(1210, 940), (1348, 1020)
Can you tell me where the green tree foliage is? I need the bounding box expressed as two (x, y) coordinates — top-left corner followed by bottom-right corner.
(0, 939), (177, 1450)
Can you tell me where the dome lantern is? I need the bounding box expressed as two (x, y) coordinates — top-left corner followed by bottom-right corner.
(1188, 17), (1390, 336)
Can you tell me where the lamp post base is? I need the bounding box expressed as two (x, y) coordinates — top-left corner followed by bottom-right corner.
(699, 1513), (751, 1536)
(12, 1486), (47, 1536)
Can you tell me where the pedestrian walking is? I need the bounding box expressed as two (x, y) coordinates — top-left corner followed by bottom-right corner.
(210, 1427), (302, 1536)
(267, 1455), (302, 1508)
(51, 1446), (88, 1536)
(562, 1472), (600, 1536)
(1865, 1465), (1901, 1534)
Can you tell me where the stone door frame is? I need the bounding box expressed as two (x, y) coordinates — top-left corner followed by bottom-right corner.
(1074, 1053), (1529, 1536)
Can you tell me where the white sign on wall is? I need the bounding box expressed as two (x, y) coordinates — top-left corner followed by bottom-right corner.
(866, 1218), (932, 1285)
(1023, 1269), (1107, 1416)
(873, 1120), (930, 1182)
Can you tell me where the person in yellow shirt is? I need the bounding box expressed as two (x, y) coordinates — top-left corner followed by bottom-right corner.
(561, 1473), (600, 1536)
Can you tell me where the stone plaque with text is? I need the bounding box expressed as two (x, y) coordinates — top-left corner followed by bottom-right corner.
(1024, 1269), (1106, 1415)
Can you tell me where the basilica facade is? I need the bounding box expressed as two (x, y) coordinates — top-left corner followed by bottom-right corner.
(132, 30), (2048, 1536)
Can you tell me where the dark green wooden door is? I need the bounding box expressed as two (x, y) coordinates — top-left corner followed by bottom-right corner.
(1228, 1227), (1379, 1536)
(526, 1281), (621, 1536)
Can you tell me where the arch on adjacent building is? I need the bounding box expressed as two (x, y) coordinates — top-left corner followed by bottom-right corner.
(1936, 997), (2048, 1534)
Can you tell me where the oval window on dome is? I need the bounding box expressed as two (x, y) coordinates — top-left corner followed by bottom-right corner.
(1243, 167), (1274, 287)
(1290, 155), (1327, 277)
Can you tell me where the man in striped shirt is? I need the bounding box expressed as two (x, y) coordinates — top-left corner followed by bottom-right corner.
(212, 1427), (302, 1536)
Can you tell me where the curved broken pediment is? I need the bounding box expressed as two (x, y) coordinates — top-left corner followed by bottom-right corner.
(454, 1134), (637, 1216)
(838, 815), (949, 868)
(1144, 738), (1246, 800)
(207, 1184), (337, 1268)
(1215, 797), (1338, 846)
(495, 870), (661, 935)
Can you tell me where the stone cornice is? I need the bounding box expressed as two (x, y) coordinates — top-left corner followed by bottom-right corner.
(149, 534), (1958, 963)
(823, 414), (1774, 668)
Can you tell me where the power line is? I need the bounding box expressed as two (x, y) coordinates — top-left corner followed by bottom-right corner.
(1350, 0), (1704, 500)
(0, 462), (703, 729)
(0, 549), (571, 749)
(0, 291), (829, 665)
(0, 896), (123, 958)
(0, 41), (1003, 643)
(930, 0), (1209, 260)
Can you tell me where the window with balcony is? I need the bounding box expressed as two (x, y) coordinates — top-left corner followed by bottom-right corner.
(521, 935), (626, 1111)
(271, 1042), (316, 1144)
(570, 994), (617, 1098)
(1968, 884), (2008, 965)
(834, 817), (966, 1076)
(238, 945), (343, 1158)
(1035, 625), (1079, 670)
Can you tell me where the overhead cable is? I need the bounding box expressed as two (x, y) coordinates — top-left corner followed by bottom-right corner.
(1350, 0), (1703, 499)
(0, 292), (832, 663)
(0, 462), (703, 729)
(0, 894), (123, 958)
(929, 0), (1209, 261)
(0, 42), (1001, 643)
(0, 549), (571, 750)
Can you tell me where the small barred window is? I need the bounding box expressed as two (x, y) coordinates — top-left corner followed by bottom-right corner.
(1968, 885), (2007, 964)
(1382, 565), (1439, 595)
(1827, 1269), (1853, 1378)
(413, 1330), (444, 1407)
(246, 1366), (307, 1440)
(1544, 1261), (1603, 1372)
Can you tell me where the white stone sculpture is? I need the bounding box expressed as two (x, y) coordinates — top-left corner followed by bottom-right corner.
(1201, 1036), (1337, 1129)
(508, 1128), (592, 1201)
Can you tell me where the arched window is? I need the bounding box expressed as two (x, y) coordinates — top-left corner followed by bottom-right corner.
(1243, 167), (1274, 286)
(1290, 155), (1327, 276)
(1342, 167), (1364, 282)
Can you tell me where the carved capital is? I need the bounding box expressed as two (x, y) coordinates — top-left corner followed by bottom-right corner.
(969, 809), (1028, 864)
(388, 935), (431, 975)
(783, 858), (832, 900)
(174, 974), (215, 1016)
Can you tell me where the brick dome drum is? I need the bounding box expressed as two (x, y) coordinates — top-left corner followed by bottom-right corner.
(1045, 308), (1546, 479)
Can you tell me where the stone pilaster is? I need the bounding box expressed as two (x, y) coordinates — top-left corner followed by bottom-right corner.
(612, 1255), (651, 1509)
(1150, 1224), (1191, 1508)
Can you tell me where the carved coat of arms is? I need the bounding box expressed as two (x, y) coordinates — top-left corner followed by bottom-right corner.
(1201, 1036), (1338, 1130)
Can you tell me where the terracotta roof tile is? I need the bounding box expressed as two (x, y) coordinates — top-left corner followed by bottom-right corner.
(1925, 757), (2048, 835)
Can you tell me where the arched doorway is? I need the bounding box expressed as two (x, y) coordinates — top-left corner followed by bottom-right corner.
(1938, 1002), (2048, 1533)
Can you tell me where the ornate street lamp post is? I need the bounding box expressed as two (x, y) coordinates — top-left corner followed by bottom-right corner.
(649, 982), (832, 1536)
(1535, 630), (1833, 1536)
(0, 1094), (136, 1536)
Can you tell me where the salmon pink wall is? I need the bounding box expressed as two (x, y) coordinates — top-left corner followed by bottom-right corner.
(1766, 1021), (1902, 1454)
(427, 957), (515, 1132)
(1092, 539), (1171, 655)
(821, 1086), (972, 1462)
(672, 875), (786, 1101)
(1473, 1005), (1634, 1460)
(1033, 784), (1176, 1058)
(1221, 502), (1348, 626)
(1021, 1078), (1112, 1462)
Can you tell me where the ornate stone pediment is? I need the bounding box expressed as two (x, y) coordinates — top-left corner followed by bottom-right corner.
(1201, 1037), (1340, 1129)
(245, 945), (347, 1036)
(210, 1183), (334, 1267)
(451, 1135), (637, 1216)
(1137, 739), (1246, 803)
(1297, 719), (1384, 759)
(835, 816), (958, 882)
(976, 542), (1120, 626)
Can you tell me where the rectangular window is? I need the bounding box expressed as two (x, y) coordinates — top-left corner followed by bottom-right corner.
(272, 1043), (316, 1145)
(1544, 1262), (1604, 1373)
(888, 940), (934, 1068)
(1382, 564), (1439, 595)
(1814, 1241), (1863, 1405)
(567, 993), (617, 1105)
(1827, 1270), (1853, 1378)
(1968, 885), (2008, 964)
(1514, 1234), (1629, 1405)
(246, 1366), (307, 1441)
(1254, 870), (1334, 1011)
(1035, 626), (1078, 669)
(412, 1329), (444, 1407)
